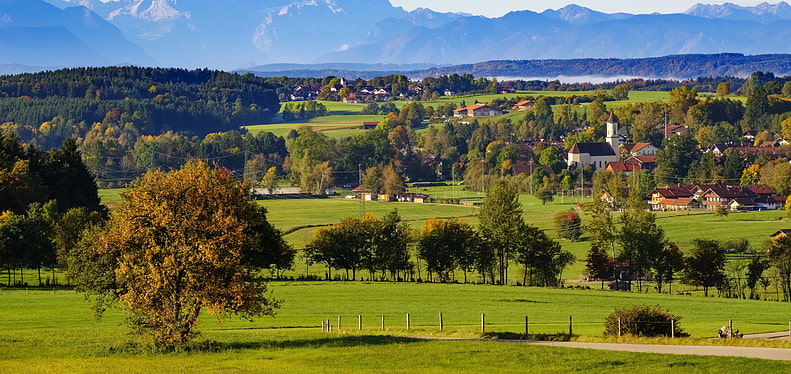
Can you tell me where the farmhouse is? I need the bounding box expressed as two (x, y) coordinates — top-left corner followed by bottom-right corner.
(453, 104), (503, 118)
(512, 99), (535, 110)
(621, 142), (659, 157)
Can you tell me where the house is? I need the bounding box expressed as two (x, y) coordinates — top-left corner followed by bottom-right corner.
(343, 96), (362, 103)
(399, 193), (430, 203)
(656, 197), (697, 211)
(512, 100), (535, 111)
(770, 229), (791, 240)
(649, 185), (696, 210)
(621, 142), (659, 157)
(510, 161), (554, 177)
(605, 162), (641, 174)
(361, 122), (379, 130)
(453, 104), (503, 118)
(624, 155), (657, 171)
(566, 113), (620, 169)
(443, 89), (455, 96)
(499, 86), (516, 94)
(664, 124), (688, 137)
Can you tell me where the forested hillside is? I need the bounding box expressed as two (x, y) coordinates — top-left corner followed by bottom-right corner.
(0, 67), (281, 184)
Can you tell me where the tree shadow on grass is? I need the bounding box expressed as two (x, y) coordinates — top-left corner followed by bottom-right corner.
(107, 335), (422, 355)
(225, 335), (422, 350)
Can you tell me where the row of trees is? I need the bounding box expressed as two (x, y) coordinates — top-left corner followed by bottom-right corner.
(304, 180), (574, 286)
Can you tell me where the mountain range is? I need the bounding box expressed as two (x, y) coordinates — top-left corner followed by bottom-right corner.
(3, 1), (791, 77)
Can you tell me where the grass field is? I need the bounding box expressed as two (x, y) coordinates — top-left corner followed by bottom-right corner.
(2, 284), (791, 373)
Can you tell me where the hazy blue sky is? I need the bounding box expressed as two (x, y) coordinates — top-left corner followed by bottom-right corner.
(388, 1), (771, 17)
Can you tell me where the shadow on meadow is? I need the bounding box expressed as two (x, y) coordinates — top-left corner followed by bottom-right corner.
(106, 335), (422, 355)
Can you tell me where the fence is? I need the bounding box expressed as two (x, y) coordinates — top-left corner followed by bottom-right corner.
(320, 313), (791, 340)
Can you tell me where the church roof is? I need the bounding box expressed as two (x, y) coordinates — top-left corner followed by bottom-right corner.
(569, 142), (616, 157)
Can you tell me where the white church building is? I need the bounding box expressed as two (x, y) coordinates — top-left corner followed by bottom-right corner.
(566, 113), (620, 169)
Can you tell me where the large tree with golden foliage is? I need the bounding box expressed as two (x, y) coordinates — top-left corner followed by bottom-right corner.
(69, 161), (292, 344)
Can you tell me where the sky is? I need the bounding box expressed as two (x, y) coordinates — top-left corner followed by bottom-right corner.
(388, 1), (773, 18)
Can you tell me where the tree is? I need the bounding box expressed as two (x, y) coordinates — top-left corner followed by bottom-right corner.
(418, 218), (478, 283)
(478, 179), (523, 285)
(586, 245), (611, 289)
(611, 84), (631, 101)
(683, 239), (726, 297)
(768, 235), (791, 302)
(375, 209), (412, 281)
(70, 161), (290, 344)
(617, 192), (665, 291)
(655, 133), (700, 185)
(513, 223), (573, 287)
(381, 165), (406, 195)
(260, 167), (279, 194)
(713, 204), (729, 220)
(554, 210), (582, 242)
(746, 254), (769, 300)
(653, 242), (684, 294)
(539, 146), (566, 174)
(716, 82), (731, 97)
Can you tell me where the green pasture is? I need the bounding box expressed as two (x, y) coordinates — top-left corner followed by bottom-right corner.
(2, 284), (791, 373)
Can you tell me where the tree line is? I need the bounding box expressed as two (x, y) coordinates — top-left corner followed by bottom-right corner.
(304, 180), (574, 286)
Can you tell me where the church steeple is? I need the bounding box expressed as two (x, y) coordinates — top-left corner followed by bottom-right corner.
(606, 112), (619, 152)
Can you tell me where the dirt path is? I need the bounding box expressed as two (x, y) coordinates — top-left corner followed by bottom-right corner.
(411, 336), (791, 361)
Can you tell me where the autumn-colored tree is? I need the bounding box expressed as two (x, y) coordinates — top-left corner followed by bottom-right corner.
(70, 161), (292, 344)
(260, 166), (279, 194)
(417, 218), (478, 283)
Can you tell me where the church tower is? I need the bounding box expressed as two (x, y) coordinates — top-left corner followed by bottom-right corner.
(606, 112), (619, 153)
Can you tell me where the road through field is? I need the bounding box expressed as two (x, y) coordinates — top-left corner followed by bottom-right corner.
(412, 336), (791, 361)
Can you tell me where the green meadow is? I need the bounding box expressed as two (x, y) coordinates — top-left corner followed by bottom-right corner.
(3, 189), (791, 372)
(2, 283), (791, 373)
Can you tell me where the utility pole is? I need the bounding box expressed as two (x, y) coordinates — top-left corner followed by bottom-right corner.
(359, 164), (365, 217)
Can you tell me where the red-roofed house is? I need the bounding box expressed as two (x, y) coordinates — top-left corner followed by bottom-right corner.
(453, 104), (503, 117)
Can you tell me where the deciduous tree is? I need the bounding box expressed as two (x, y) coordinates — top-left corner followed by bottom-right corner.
(70, 161), (290, 344)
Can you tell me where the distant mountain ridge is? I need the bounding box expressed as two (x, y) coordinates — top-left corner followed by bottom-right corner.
(243, 54), (791, 80)
(5, 1), (791, 73)
(0, 0), (152, 67)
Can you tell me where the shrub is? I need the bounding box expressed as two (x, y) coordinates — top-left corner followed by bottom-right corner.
(603, 305), (688, 337)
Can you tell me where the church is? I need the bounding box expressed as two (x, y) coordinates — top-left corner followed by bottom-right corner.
(566, 113), (621, 169)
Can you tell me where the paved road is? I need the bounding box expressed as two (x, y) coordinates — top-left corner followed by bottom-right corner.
(412, 336), (791, 361)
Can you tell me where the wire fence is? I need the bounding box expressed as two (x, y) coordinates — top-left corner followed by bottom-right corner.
(319, 313), (791, 340)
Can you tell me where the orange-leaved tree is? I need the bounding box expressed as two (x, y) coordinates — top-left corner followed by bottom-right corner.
(69, 161), (293, 344)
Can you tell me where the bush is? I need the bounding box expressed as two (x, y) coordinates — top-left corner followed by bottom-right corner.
(603, 305), (688, 337)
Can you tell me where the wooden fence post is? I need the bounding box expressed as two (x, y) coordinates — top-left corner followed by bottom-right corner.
(327, 319), (332, 332)
(381, 315), (385, 331)
(439, 312), (444, 331)
(338, 316), (342, 331)
(406, 313), (410, 330)
(671, 319), (675, 338)
(525, 316), (529, 336)
(618, 318), (622, 337)
(321, 320), (325, 332)
(358, 315), (362, 331)
(481, 314), (486, 334)
(569, 315), (573, 336)
(729, 319), (733, 339)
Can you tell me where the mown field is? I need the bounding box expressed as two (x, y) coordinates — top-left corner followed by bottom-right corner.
(3, 188), (791, 372)
(3, 283), (791, 373)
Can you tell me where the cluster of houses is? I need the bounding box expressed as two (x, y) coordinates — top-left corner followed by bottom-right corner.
(648, 184), (785, 212)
